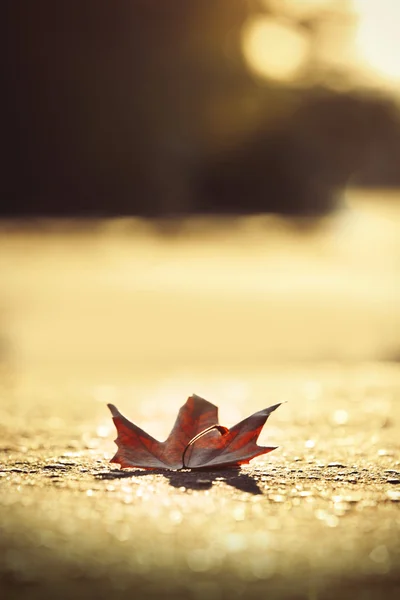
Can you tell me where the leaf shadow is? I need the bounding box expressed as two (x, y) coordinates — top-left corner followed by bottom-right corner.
(96, 467), (263, 495)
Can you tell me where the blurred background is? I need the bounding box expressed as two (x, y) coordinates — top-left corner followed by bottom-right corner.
(1, 0), (400, 377)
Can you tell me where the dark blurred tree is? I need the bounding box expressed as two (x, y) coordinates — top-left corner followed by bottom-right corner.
(2, 1), (400, 218)
(198, 91), (400, 216)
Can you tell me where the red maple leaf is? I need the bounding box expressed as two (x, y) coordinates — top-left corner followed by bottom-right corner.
(108, 394), (282, 470)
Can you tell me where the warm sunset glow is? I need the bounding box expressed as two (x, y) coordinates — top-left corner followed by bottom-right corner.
(241, 17), (309, 82)
(352, 0), (400, 82)
(268, 0), (339, 18)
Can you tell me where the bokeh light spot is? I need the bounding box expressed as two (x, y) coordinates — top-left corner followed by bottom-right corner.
(269, 0), (339, 19)
(241, 17), (309, 82)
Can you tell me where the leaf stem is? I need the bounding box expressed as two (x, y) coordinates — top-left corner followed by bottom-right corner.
(181, 424), (228, 469)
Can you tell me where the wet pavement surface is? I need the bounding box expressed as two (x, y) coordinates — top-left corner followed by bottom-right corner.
(1, 364), (400, 600)
(0, 204), (399, 598)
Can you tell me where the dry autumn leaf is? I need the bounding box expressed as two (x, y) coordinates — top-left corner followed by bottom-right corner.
(108, 394), (282, 470)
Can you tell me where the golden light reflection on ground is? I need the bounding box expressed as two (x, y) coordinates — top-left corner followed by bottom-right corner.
(0, 190), (399, 376)
(0, 192), (400, 600)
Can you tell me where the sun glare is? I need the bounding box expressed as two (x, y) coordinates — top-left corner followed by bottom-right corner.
(241, 17), (309, 82)
(352, 0), (400, 83)
(268, 0), (339, 18)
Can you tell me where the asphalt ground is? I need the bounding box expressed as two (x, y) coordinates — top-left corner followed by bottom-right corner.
(1, 195), (399, 598)
(1, 362), (399, 600)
